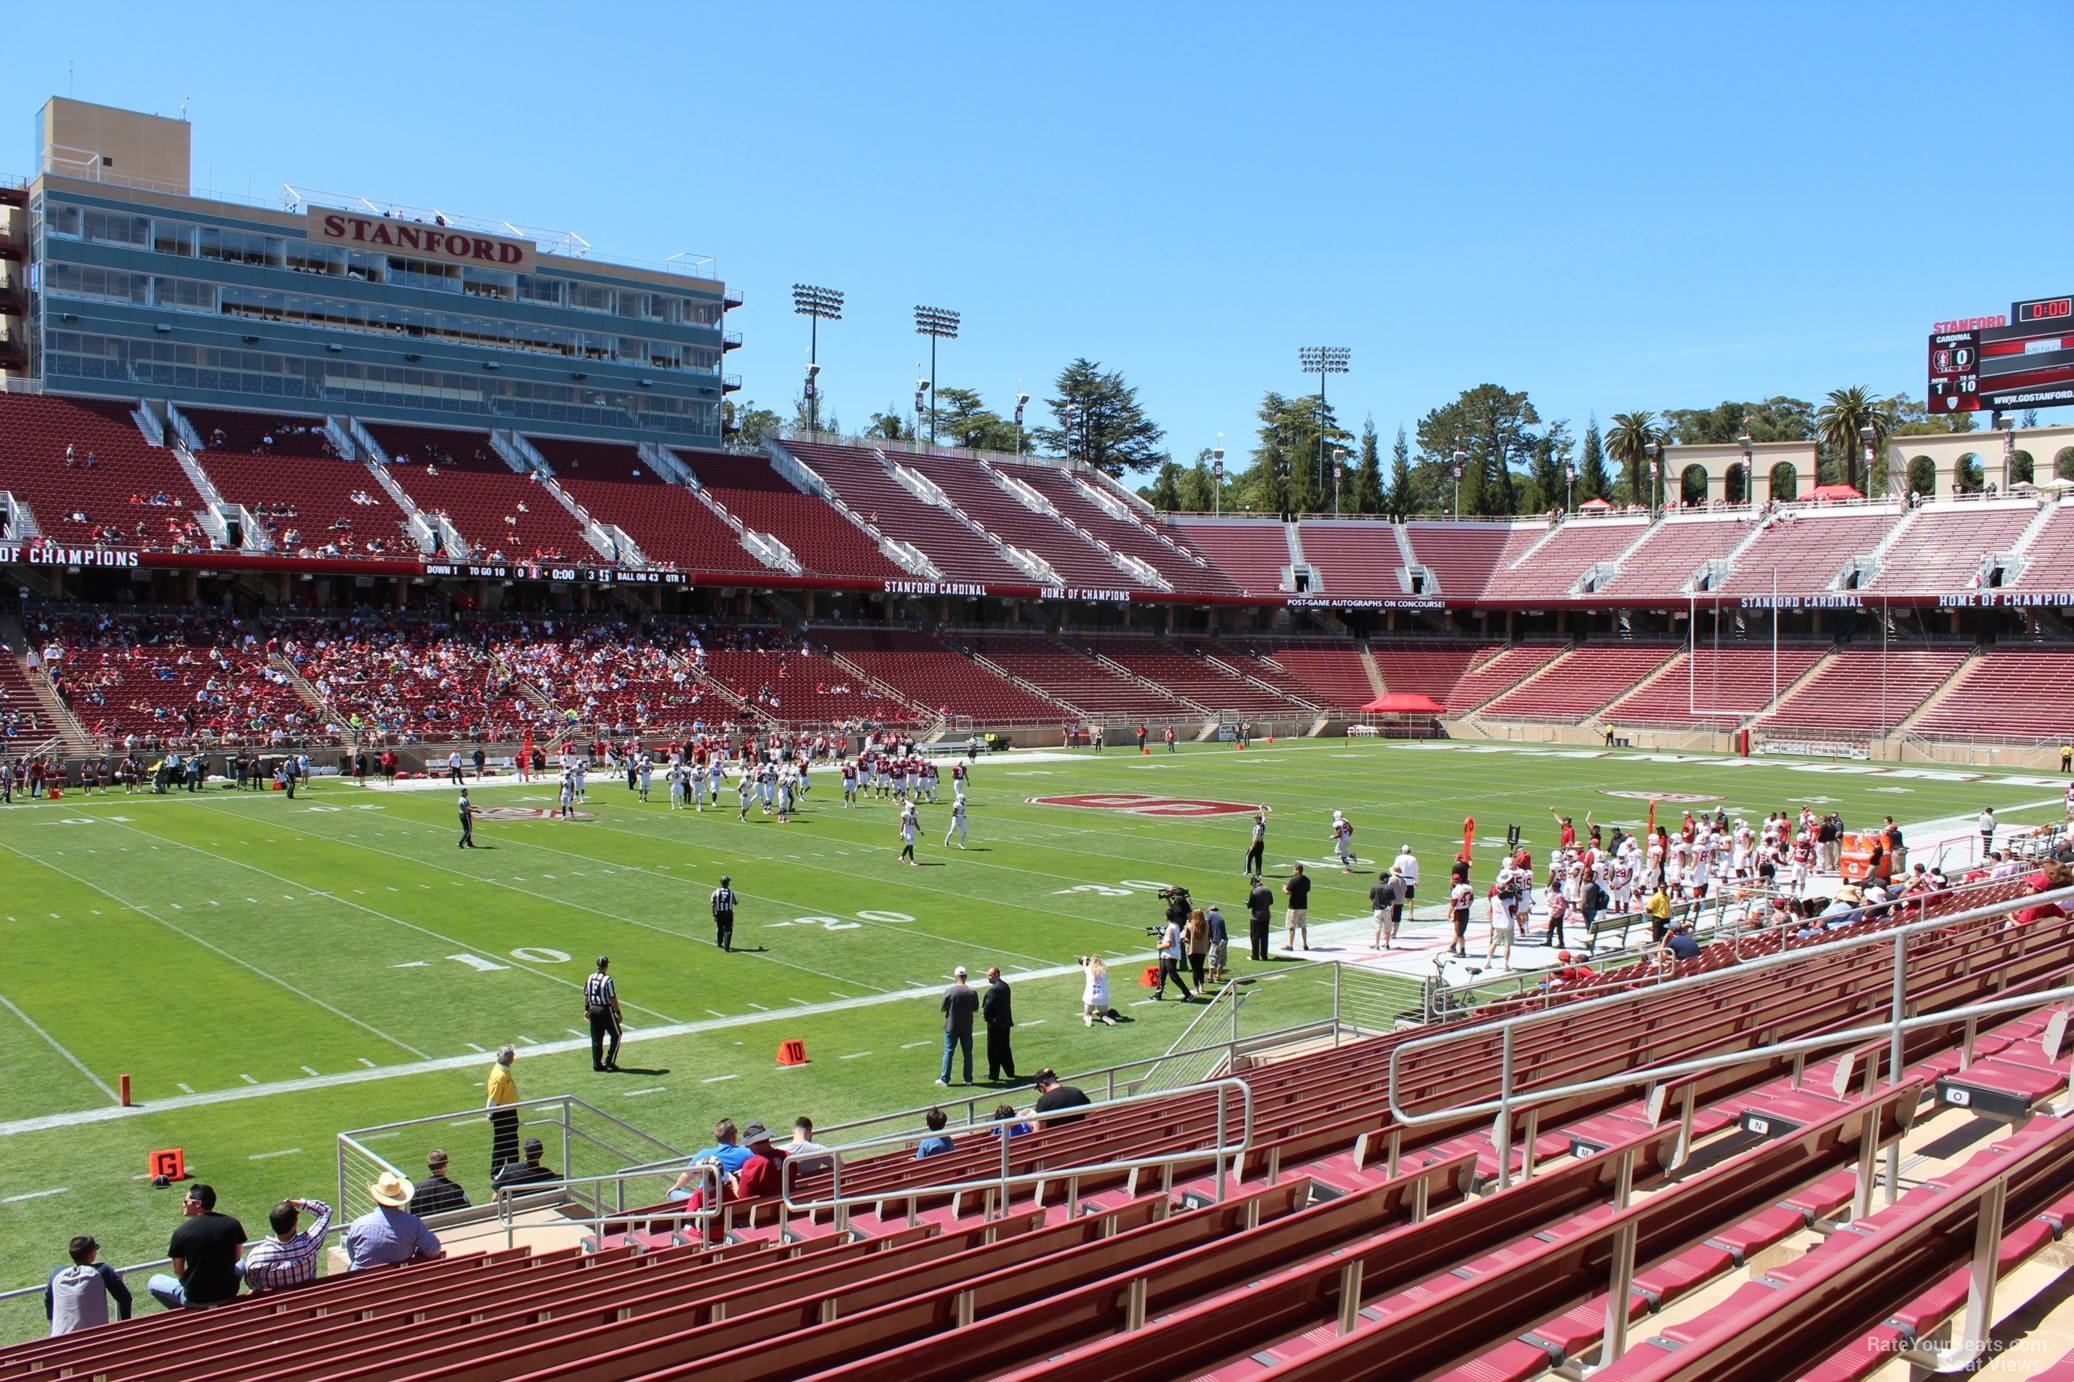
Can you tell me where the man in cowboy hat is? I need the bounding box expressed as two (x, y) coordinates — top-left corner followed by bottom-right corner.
(343, 1171), (443, 1272)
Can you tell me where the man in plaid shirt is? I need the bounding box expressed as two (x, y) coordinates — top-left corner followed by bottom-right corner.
(241, 1197), (332, 1295)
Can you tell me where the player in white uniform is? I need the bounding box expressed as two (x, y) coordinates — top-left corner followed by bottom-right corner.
(558, 769), (575, 819)
(669, 758), (687, 810)
(736, 771), (754, 823)
(898, 800), (919, 865)
(944, 794), (969, 849)
(841, 759), (858, 806)
(1331, 811), (1356, 873)
(572, 758), (588, 804)
(637, 753), (653, 803)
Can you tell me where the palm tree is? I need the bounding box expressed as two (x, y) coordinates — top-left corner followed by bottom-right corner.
(1815, 386), (1896, 494)
(1605, 411), (1664, 510)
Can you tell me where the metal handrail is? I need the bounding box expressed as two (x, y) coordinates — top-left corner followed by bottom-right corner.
(488, 1161), (721, 1249)
(1385, 885), (2074, 1192)
(780, 1079), (1252, 1231)
(336, 1095), (684, 1220)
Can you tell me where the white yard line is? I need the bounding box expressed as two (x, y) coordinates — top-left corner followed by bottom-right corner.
(0, 839), (431, 1062)
(1, 1188), (70, 1204)
(247, 1148), (301, 1160)
(0, 954), (1146, 1140)
(0, 992), (120, 1105)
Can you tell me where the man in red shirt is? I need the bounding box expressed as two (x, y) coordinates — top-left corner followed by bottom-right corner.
(728, 1122), (788, 1201)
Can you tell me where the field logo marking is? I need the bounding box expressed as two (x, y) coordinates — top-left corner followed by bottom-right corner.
(1599, 790), (1721, 803)
(1026, 793), (1267, 818)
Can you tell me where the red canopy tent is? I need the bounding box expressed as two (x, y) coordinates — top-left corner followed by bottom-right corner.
(1359, 692), (1446, 715)
(1807, 483), (1863, 501)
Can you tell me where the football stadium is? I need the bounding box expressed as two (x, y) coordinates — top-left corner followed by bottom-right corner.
(6, 17), (2074, 1377)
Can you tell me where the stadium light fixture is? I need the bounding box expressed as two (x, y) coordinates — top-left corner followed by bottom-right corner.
(1645, 441), (1661, 514)
(792, 284), (843, 434)
(1451, 449), (1467, 521)
(1332, 447), (1348, 517)
(914, 373), (930, 441)
(1565, 461), (1577, 515)
(1298, 346), (1351, 501)
(914, 305), (961, 444)
(1014, 391), (1030, 460)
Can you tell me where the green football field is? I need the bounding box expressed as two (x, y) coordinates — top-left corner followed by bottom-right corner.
(2, 735), (2067, 1338)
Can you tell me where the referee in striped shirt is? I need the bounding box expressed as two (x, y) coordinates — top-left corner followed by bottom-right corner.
(584, 957), (621, 1072)
(711, 877), (739, 953)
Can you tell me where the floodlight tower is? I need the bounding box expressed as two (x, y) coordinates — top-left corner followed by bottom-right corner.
(913, 305), (961, 443)
(1297, 346), (1350, 503)
(790, 284), (843, 434)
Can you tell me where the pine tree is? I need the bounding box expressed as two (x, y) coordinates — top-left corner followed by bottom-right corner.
(1354, 417), (1385, 515)
(1385, 426), (1414, 519)
(1578, 416), (1609, 501)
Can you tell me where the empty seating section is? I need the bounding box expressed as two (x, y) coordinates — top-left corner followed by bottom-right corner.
(1766, 645), (1970, 735)
(0, 394), (205, 549)
(531, 437), (764, 576)
(700, 635), (923, 728)
(1175, 520), (1291, 595)
(1297, 521), (1406, 596)
(180, 406), (332, 456)
(1404, 522), (1529, 596)
(1368, 640), (1506, 706)
(372, 424), (586, 562)
(1868, 503), (2036, 591)
(812, 627), (1061, 722)
(1598, 514), (1752, 595)
(676, 449), (900, 579)
(902, 455), (1122, 586)
(785, 441), (1026, 584)
(1085, 636), (1303, 715)
(1713, 509), (1900, 595)
(38, 616), (324, 747)
(1911, 648), (2074, 740)
(1242, 640), (1377, 710)
(1494, 517), (1651, 599)
(1444, 643), (1563, 711)
(1480, 643), (1678, 721)
(14, 883), (2065, 1379)
(1013, 466), (1239, 595)
(1605, 645), (1828, 728)
(2009, 502), (2074, 589)
(963, 633), (1196, 716)
(200, 450), (411, 560)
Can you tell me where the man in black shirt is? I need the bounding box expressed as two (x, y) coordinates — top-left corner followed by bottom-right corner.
(147, 1183), (245, 1309)
(491, 1138), (560, 1192)
(1282, 863), (1313, 951)
(408, 1149), (470, 1216)
(1030, 1068), (1092, 1125)
(1246, 875), (1273, 961)
(981, 966), (1017, 1084)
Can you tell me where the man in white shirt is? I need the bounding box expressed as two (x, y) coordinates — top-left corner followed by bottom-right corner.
(1978, 807), (1997, 861)
(1391, 845), (1420, 920)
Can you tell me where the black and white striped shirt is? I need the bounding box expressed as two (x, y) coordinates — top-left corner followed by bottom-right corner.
(710, 886), (737, 917)
(584, 972), (616, 1008)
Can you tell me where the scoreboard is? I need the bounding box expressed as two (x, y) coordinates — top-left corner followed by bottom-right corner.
(1929, 295), (2074, 413)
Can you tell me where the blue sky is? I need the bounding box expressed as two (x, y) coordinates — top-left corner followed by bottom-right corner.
(16, 2), (2073, 459)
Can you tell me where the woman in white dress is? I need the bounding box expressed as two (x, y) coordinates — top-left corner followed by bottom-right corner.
(1080, 956), (1114, 1027)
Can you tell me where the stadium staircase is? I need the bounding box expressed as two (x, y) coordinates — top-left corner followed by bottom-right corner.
(269, 653), (344, 736)
(1886, 647), (1985, 742)
(0, 616), (91, 752)
(1355, 640), (1386, 696)
(10, 880), (2070, 1378)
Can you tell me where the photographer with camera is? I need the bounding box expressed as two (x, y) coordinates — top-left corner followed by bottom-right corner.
(1152, 886), (1197, 1002)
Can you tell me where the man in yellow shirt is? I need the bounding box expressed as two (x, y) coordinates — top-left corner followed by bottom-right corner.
(485, 1046), (519, 1181)
(1645, 885), (1672, 945)
(2061, 743), (2071, 774)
